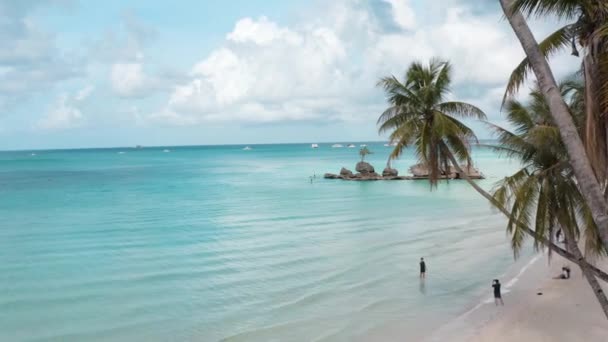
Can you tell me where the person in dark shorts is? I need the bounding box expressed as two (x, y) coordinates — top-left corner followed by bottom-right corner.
(492, 279), (504, 306)
(420, 257), (426, 279)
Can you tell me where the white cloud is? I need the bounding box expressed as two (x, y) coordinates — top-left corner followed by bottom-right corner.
(383, 0), (416, 30)
(36, 85), (94, 130)
(166, 15), (351, 123)
(227, 17), (302, 45)
(369, 7), (525, 86)
(0, 2), (82, 107)
(77, 0), (577, 131)
(110, 62), (149, 97)
(162, 1), (529, 125)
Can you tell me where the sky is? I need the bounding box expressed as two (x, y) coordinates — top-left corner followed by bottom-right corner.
(0, 0), (578, 150)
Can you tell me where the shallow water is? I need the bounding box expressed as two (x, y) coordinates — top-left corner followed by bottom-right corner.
(0, 143), (530, 341)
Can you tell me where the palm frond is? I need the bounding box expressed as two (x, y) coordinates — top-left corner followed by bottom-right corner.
(502, 25), (572, 104)
(511, 0), (582, 20)
(437, 101), (487, 120)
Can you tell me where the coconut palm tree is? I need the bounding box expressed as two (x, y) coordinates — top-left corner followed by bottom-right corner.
(359, 147), (372, 161)
(377, 58), (608, 285)
(503, 0), (608, 184)
(499, 0), (608, 254)
(488, 80), (608, 318)
(377, 58), (486, 187)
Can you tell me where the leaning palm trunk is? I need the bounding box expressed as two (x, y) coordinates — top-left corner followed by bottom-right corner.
(500, 0), (608, 252)
(583, 55), (608, 185)
(560, 223), (608, 320)
(441, 145), (608, 283)
(444, 146), (608, 318)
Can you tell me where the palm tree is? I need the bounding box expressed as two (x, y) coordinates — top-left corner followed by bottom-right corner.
(377, 58), (486, 187)
(487, 81), (608, 318)
(499, 0), (608, 254)
(359, 147), (372, 161)
(377, 58), (608, 285)
(503, 0), (608, 184)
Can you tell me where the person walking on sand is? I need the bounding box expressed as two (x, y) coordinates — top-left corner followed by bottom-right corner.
(492, 279), (504, 306)
(419, 257), (426, 279)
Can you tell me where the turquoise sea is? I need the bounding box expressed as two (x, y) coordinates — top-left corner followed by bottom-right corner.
(0, 143), (530, 341)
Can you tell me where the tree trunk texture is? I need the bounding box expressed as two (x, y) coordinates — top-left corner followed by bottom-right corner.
(562, 224), (608, 320)
(583, 55), (608, 185)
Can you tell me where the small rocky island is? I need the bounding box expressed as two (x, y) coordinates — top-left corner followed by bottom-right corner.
(324, 162), (484, 181)
(324, 147), (484, 181)
(324, 162), (411, 180)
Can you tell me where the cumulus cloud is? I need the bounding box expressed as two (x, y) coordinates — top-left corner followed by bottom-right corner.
(227, 16), (302, 45)
(159, 0), (537, 125)
(36, 85), (94, 130)
(382, 0), (416, 30)
(110, 62), (149, 97)
(93, 13), (175, 99)
(166, 16), (352, 123)
(0, 1), (82, 107)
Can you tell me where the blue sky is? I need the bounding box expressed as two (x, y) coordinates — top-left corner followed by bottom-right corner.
(0, 0), (575, 150)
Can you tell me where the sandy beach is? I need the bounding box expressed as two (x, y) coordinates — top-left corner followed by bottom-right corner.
(429, 252), (608, 342)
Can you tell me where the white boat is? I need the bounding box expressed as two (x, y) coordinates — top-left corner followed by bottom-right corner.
(384, 144), (390, 147)
(30, 153), (36, 156)
(118, 151), (126, 154)
(163, 149), (170, 153)
(311, 144), (319, 149)
(331, 144), (343, 148)
(360, 144), (367, 147)
(243, 146), (252, 150)
(390, 142), (398, 146)
(347, 144), (356, 148)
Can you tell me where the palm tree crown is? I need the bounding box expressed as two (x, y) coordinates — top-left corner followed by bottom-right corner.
(489, 80), (605, 258)
(505, 0), (608, 183)
(377, 58), (487, 186)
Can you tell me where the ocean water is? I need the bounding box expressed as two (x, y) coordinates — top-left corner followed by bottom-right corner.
(0, 143), (530, 341)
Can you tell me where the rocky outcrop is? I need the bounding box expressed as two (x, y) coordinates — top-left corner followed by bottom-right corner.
(382, 167), (398, 177)
(324, 161), (484, 181)
(340, 167), (354, 178)
(355, 161), (375, 174)
(325, 163), (410, 181)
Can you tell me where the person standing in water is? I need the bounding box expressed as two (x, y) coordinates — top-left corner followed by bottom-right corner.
(492, 279), (504, 306)
(419, 258), (426, 279)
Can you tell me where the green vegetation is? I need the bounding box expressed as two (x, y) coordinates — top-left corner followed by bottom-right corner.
(376, 0), (608, 318)
(359, 146), (372, 161)
(376, 59), (486, 187)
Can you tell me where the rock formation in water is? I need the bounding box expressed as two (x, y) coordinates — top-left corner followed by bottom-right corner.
(325, 162), (409, 181)
(355, 161), (375, 174)
(382, 167), (398, 177)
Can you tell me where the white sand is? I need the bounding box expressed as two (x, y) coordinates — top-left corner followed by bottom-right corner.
(428, 253), (608, 342)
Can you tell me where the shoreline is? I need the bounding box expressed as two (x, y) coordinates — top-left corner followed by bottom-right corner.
(427, 250), (608, 341)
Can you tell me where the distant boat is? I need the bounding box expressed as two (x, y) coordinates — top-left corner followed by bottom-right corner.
(331, 144), (343, 148)
(360, 144), (367, 147)
(163, 149), (170, 153)
(30, 153), (36, 156)
(390, 142), (398, 146)
(118, 151), (126, 154)
(243, 146), (252, 151)
(311, 144), (319, 149)
(384, 144), (390, 147)
(135, 145), (143, 149)
(347, 144), (356, 148)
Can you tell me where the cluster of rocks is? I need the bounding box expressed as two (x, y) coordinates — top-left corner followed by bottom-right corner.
(324, 162), (411, 181)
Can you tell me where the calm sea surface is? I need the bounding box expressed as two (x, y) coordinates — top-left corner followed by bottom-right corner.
(0, 143), (529, 341)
